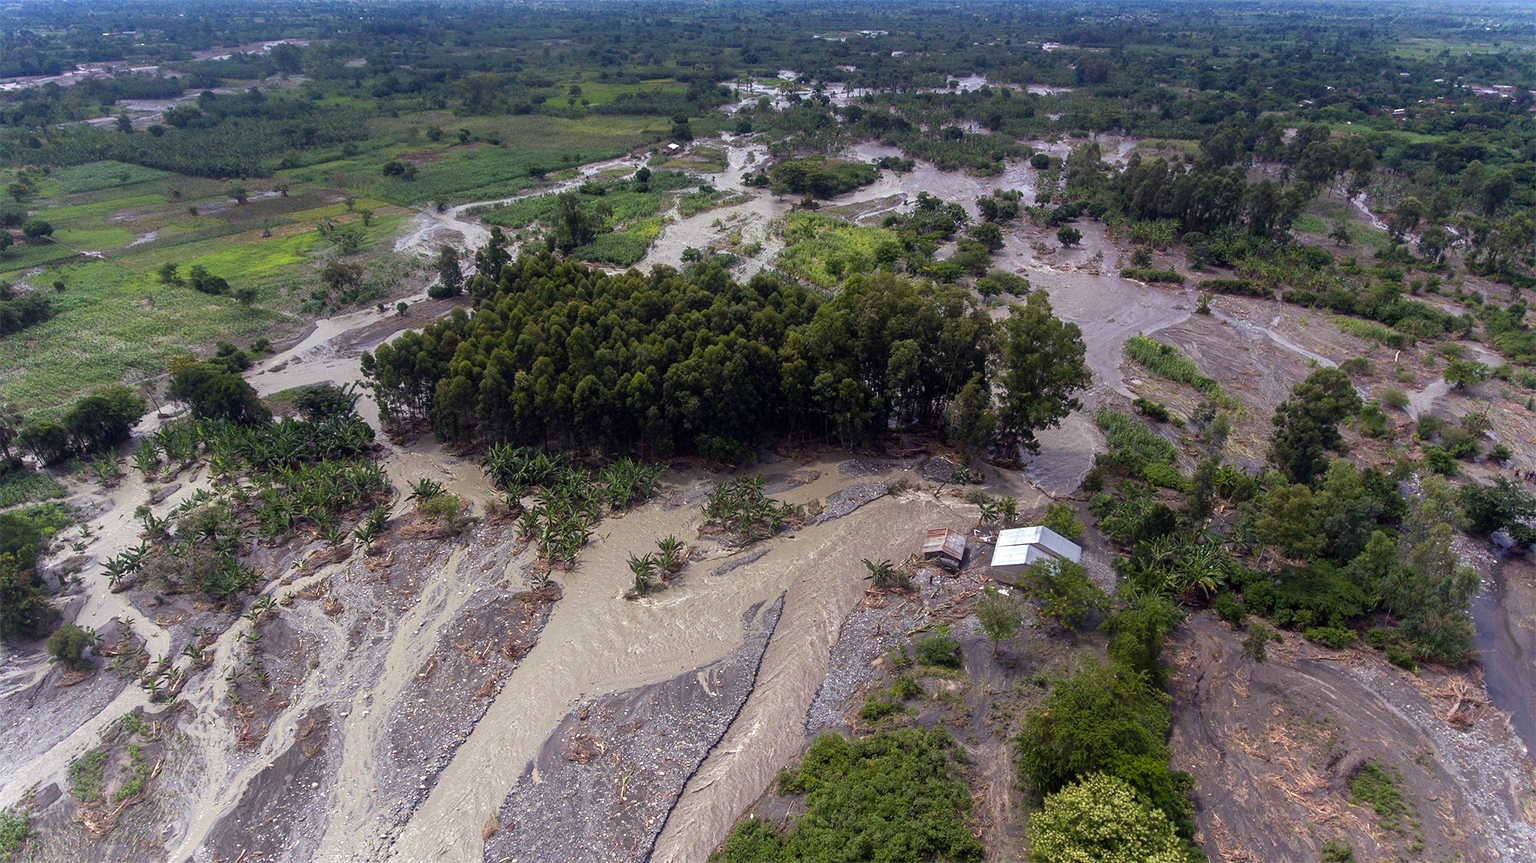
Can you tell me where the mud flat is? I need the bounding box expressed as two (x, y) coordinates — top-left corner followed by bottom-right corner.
(1168, 614), (1536, 863)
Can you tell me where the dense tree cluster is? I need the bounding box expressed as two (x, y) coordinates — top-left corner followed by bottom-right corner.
(363, 250), (1086, 457)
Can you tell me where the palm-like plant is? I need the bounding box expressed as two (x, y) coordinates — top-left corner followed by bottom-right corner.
(862, 558), (909, 590)
(977, 501), (1000, 524)
(628, 552), (659, 594)
(132, 439), (161, 480)
(407, 477), (446, 503)
(997, 496), (1020, 522)
(656, 535), (688, 575)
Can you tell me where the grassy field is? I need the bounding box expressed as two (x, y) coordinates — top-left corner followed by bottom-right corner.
(0, 157), (426, 410)
(554, 78), (685, 106)
(0, 109), (685, 411)
(280, 113), (669, 206)
(1390, 37), (1536, 59)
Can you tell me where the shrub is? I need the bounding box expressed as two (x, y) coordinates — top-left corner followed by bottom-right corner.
(1095, 408), (1181, 484)
(1028, 772), (1187, 863)
(45, 623), (96, 670)
(914, 625), (964, 668)
(1350, 761), (1409, 831)
(1381, 388), (1410, 409)
(1014, 659), (1193, 833)
(1340, 357), (1372, 377)
(976, 586), (1022, 653)
(0, 807), (31, 861)
(1358, 402), (1391, 439)
(715, 729), (984, 862)
(890, 674), (924, 700)
(1132, 397), (1170, 422)
(1213, 592), (1246, 627)
(418, 493), (465, 523)
(1042, 503), (1084, 540)
(1303, 625), (1358, 649)
(1120, 268), (1184, 284)
(1198, 278), (1267, 298)
(0, 512), (58, 641)
(1242, 625), (1278, 662)
(858, 693), (908, 724)
(170, 362), (270, 426)
(1020, 559), (1106, 632)
(1321, 839), (1357, 863)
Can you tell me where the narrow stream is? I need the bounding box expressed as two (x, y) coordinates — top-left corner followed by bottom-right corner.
(1471, 557), (1536, 757)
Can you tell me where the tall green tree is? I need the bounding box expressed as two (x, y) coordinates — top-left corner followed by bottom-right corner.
(1268, 367), (1362, 484)
(994, 291), (1090, 455)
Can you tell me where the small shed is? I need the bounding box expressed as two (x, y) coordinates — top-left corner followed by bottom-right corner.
(989, 525), (1082, 584)
(922, 528), (967, 571)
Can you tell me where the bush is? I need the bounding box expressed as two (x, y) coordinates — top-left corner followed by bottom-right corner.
(0, 293), (54, 336)
(858, 693), (909, 724)
(1381, 388), (1410, 409)
(913, 625), (963, 668)
(1028, 773), (1187, 863)
(1242, 625), (1278, 662)
(1198, 278), (1266, 298)
(714, 728), (984, 862)
(1340, 357), (1372, 377)
(1042, 503), (1084, 540)
(1021, 559), (1106, 632)
(1303, 625), (1358, 649)
(890, 674), (924, 700)
(1120, 268), (1184, 284)
(769, 157), (880, 198)
(1095, 408), (1181, 485)
(1213, 592), (1246, 627)
(1232, 562), (1368, 630)
(18, 385), (145, 464)
(169, 362), (270, 426)
(45, 623), (95, 670)
(0, 807), (31, 861)
(1358, 402), (1391, 439)
(1, 512), (56, 641)
(418, 493), (465, 523)
(291, 383), (361, 422)
(1014, 659), (1193, 833)
(1132, 397), (1170, 422)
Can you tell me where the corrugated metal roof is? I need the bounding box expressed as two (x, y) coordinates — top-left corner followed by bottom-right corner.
(993, 525), (1082, 564)
(922, 528), (967, 563)
(991, 543), (1055, 568)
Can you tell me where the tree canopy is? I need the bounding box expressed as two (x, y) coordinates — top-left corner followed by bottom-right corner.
(363, 250), (1088, 458)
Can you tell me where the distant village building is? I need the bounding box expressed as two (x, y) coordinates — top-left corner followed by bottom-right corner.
(988, 525), (1082, 583)
(922, 528), (967, 571)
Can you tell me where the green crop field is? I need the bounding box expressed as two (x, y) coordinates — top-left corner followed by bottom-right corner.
(52, 161), (177, 194)
(0, 259), (286, 411)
